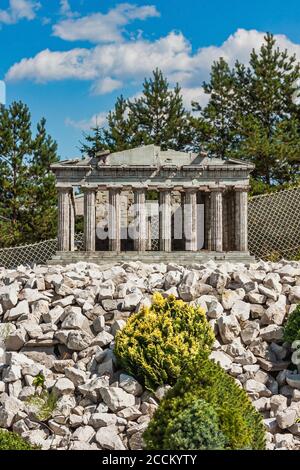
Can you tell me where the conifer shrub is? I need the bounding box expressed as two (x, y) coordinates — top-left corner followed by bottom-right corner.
(144, 356), (266, 450)
(0, 430), (38, 450)
(284, 304), (300, 344)
(114, 293), (214, 391)
(157, 398), (227, 450)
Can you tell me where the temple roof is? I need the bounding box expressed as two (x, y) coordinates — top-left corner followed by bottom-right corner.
(51, 145), (254, 170)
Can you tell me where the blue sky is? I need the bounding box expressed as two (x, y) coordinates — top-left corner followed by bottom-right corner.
(1, 0), (300, 159)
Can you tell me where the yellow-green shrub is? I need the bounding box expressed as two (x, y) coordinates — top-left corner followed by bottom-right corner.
(144, 356), (266, 450)
(114, 293), (214, 391)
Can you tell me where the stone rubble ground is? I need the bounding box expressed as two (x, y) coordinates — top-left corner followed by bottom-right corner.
(0, 259), (300, 450)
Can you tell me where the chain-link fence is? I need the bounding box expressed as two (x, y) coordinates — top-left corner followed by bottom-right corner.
(248, 186), (300, 261)
(0, 187), (299, 268)
(0, 234), (85, 269)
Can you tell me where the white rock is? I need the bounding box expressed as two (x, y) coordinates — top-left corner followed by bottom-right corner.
(93, 316), (105, 333)
(92, 331), (114, 347)
(123, 292), (143, 311)
(289, 286), (300, 303)
(5, 327), (27, 351)
(221, 290), (240, 310)
(119, 374), (143, 396)
(53, 378), (75, 396)
(62, 312), (89, 330)
(258, 285), (278, 301)
(95, 425), (125, 450)
(67, 331), (93, 351)
(164, 271), (182, 289)
(231, 300), (250, 322)
(89, 413), (117, 428)
(240, 321), (260, 345)
(7, 300), (29, 321)
(43, 305), (64, 324)
(0, 283), (19, 311)
(245, 379), (272, 398)
(260, 325), (284, 342)
(98, 280), (115, 300)
(207, 300), (223, 319)
(261, 295), (287, 325)
(73, 425), (95, 442)
(210, 350), (232, 371)
(0, 396), (24, 428)
(276, 408), (297, 430)
(264, 273), (282, 291)
(100, 387), (136, 412)
(65, 367), (86, 386)
(218, 314), (241, 343)
(2, 365), (22, 382)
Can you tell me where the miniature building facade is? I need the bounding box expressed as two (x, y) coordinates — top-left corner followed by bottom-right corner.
(50, 145), (254, 263)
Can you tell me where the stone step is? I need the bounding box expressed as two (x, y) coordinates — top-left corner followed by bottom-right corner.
(48, 251), (256, 266)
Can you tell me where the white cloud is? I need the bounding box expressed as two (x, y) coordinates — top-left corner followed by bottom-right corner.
(0, 0), (40, 24)
(53, 3), (160, 43)
(6, 28), (300, 102)
(181, 87), (209, 111)
(0, 81), (6, 105)
(91, 77), (123, 95)
(59, 0), (78, 19)
(65, 112), (107, 131)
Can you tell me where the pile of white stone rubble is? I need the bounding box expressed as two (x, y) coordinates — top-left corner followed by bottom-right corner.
(0, 259), (300, 450)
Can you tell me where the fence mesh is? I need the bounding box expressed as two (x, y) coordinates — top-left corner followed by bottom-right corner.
(0, 187), (299, 269)
(248, 186), (300, 261)
(0, 234), (85, 269)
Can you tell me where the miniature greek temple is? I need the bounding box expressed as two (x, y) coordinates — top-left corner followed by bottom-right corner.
(50, 145), (255, 264)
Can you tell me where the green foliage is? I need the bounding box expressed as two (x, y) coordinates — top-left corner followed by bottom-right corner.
(157, 398), (227, 450)
(32, 372), (45, 389)
(193, 33), (300, 186)
(26, 389), (58, 422)
(114, 293), (214, 391)
(128, 69), (193, 151)
(80, 69), (193, 156)
(0, 430), (39, 450)
(284, 304), (300, 344)
(0, 101), (59, 248)
(144, 356), (266, 450)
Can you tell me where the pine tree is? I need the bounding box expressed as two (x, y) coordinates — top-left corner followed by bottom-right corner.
(192, 58), (238, 158)
(80, 124), (108, 157)
(236, 33), (300, 185)
(129, 69), (192, 151)
(104, 95), (136, 152)
(29, 118), (59, 241)
(0, 101), (59, 247)
(194, 34), (300, 188)
(80, 70), (193, 155)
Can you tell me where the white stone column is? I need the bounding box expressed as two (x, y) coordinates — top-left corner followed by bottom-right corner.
(109, 187), (122, 252)
(84, 188), (96, 252)
(69, 190), (75, 252)
(184, 188), (198, 251)
(58, 187), (71, 252)
(204, 191), (212, 251)
(235, 187), (248, 252)
(210, 187), (224, 252)
(159, 188), (172, 252)
(133, 188), (147, 252)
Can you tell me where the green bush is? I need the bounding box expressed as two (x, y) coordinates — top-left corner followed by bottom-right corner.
(0, 430), (38, 450)
(157, 398), (227, 450)
(144, 356), (266, 450)
(114, 293), (215, 391)
(284, 304), (300, 344)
